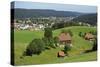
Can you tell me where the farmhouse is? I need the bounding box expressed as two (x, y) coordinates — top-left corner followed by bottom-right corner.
(58, 33), (72, 46)
(84, 33), (94, 40)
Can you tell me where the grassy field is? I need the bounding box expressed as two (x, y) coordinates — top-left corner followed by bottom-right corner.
(14, 26), (97, 65)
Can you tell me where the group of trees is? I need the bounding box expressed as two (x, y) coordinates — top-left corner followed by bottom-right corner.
(44, 27), (61, 48)
(24, 27), (59, 56)
(72, 13), (97, 26)
(92, 38), (97, 51)
(52, 22), (82, 30)
(24, 27), (73, 56)
(23, 27), (97, 57)
(24, 27), (97, 57)
(52, 13), (97, 30)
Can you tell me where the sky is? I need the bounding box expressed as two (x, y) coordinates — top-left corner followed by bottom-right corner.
(12, 1), (97, 13)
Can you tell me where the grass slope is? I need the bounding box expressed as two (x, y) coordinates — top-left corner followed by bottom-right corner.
(14, 26), (97, 65)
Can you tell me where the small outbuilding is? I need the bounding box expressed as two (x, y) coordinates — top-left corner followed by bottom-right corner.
(84, 33), (94, 40)
(57, 51), (65, 57)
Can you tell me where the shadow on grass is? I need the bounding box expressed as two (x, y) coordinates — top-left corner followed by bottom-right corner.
(84, 49), (97, 53)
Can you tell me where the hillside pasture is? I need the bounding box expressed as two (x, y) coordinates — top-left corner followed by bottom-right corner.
(14, 26), (97, 65)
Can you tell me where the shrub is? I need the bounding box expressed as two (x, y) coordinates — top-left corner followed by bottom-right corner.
(42, 37), (49, 47)
(64, 45), (71, 54)
(92, 38), (97, 51)
(79, 32), (82, 37)
(53, 37), (59, 47)
(25, 39), (45, 56)
(42, 37), (56, 48)
(49, 38), (55, 48)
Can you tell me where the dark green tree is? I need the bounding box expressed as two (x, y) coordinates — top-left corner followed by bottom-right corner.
(92, 38), (97, 51)
(53, 37), (59, 47)
(64, 45), (71, 56)
(43, 27), (56, 48)
(42, 37), (50, 49)
(25, 39), (45, 56)
(44, 27), (53, 39)
(79, 32), (82, 37)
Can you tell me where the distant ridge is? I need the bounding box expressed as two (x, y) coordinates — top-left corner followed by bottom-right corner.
(72, 13), (97, 25)
(11, 8), (83, 19)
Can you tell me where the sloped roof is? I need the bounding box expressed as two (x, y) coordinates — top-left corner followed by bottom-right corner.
(58, 33), (71, 41)
(58, 51), (65, 57)
(85, 33), (94, 39)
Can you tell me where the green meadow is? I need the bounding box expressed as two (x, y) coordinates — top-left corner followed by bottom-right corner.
(14, 26), (97, 65)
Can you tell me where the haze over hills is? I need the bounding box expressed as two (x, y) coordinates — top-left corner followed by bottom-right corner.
(72, 13), (97, 25)
(11, 8), (97, 26)
(11, 8), (83, 19)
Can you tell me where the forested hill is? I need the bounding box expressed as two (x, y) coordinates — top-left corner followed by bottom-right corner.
(72, 13), (97, 25)
(11, 8), (83, 19)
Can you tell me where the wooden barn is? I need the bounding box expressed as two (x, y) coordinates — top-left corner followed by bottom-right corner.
(57, 51), (65, 57)
(84, 33), (94, 40)
(58, 33), (72, 46)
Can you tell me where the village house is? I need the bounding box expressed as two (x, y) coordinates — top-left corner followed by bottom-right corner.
(58, 33), (72, 47)
(84, 33), (94, 41)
